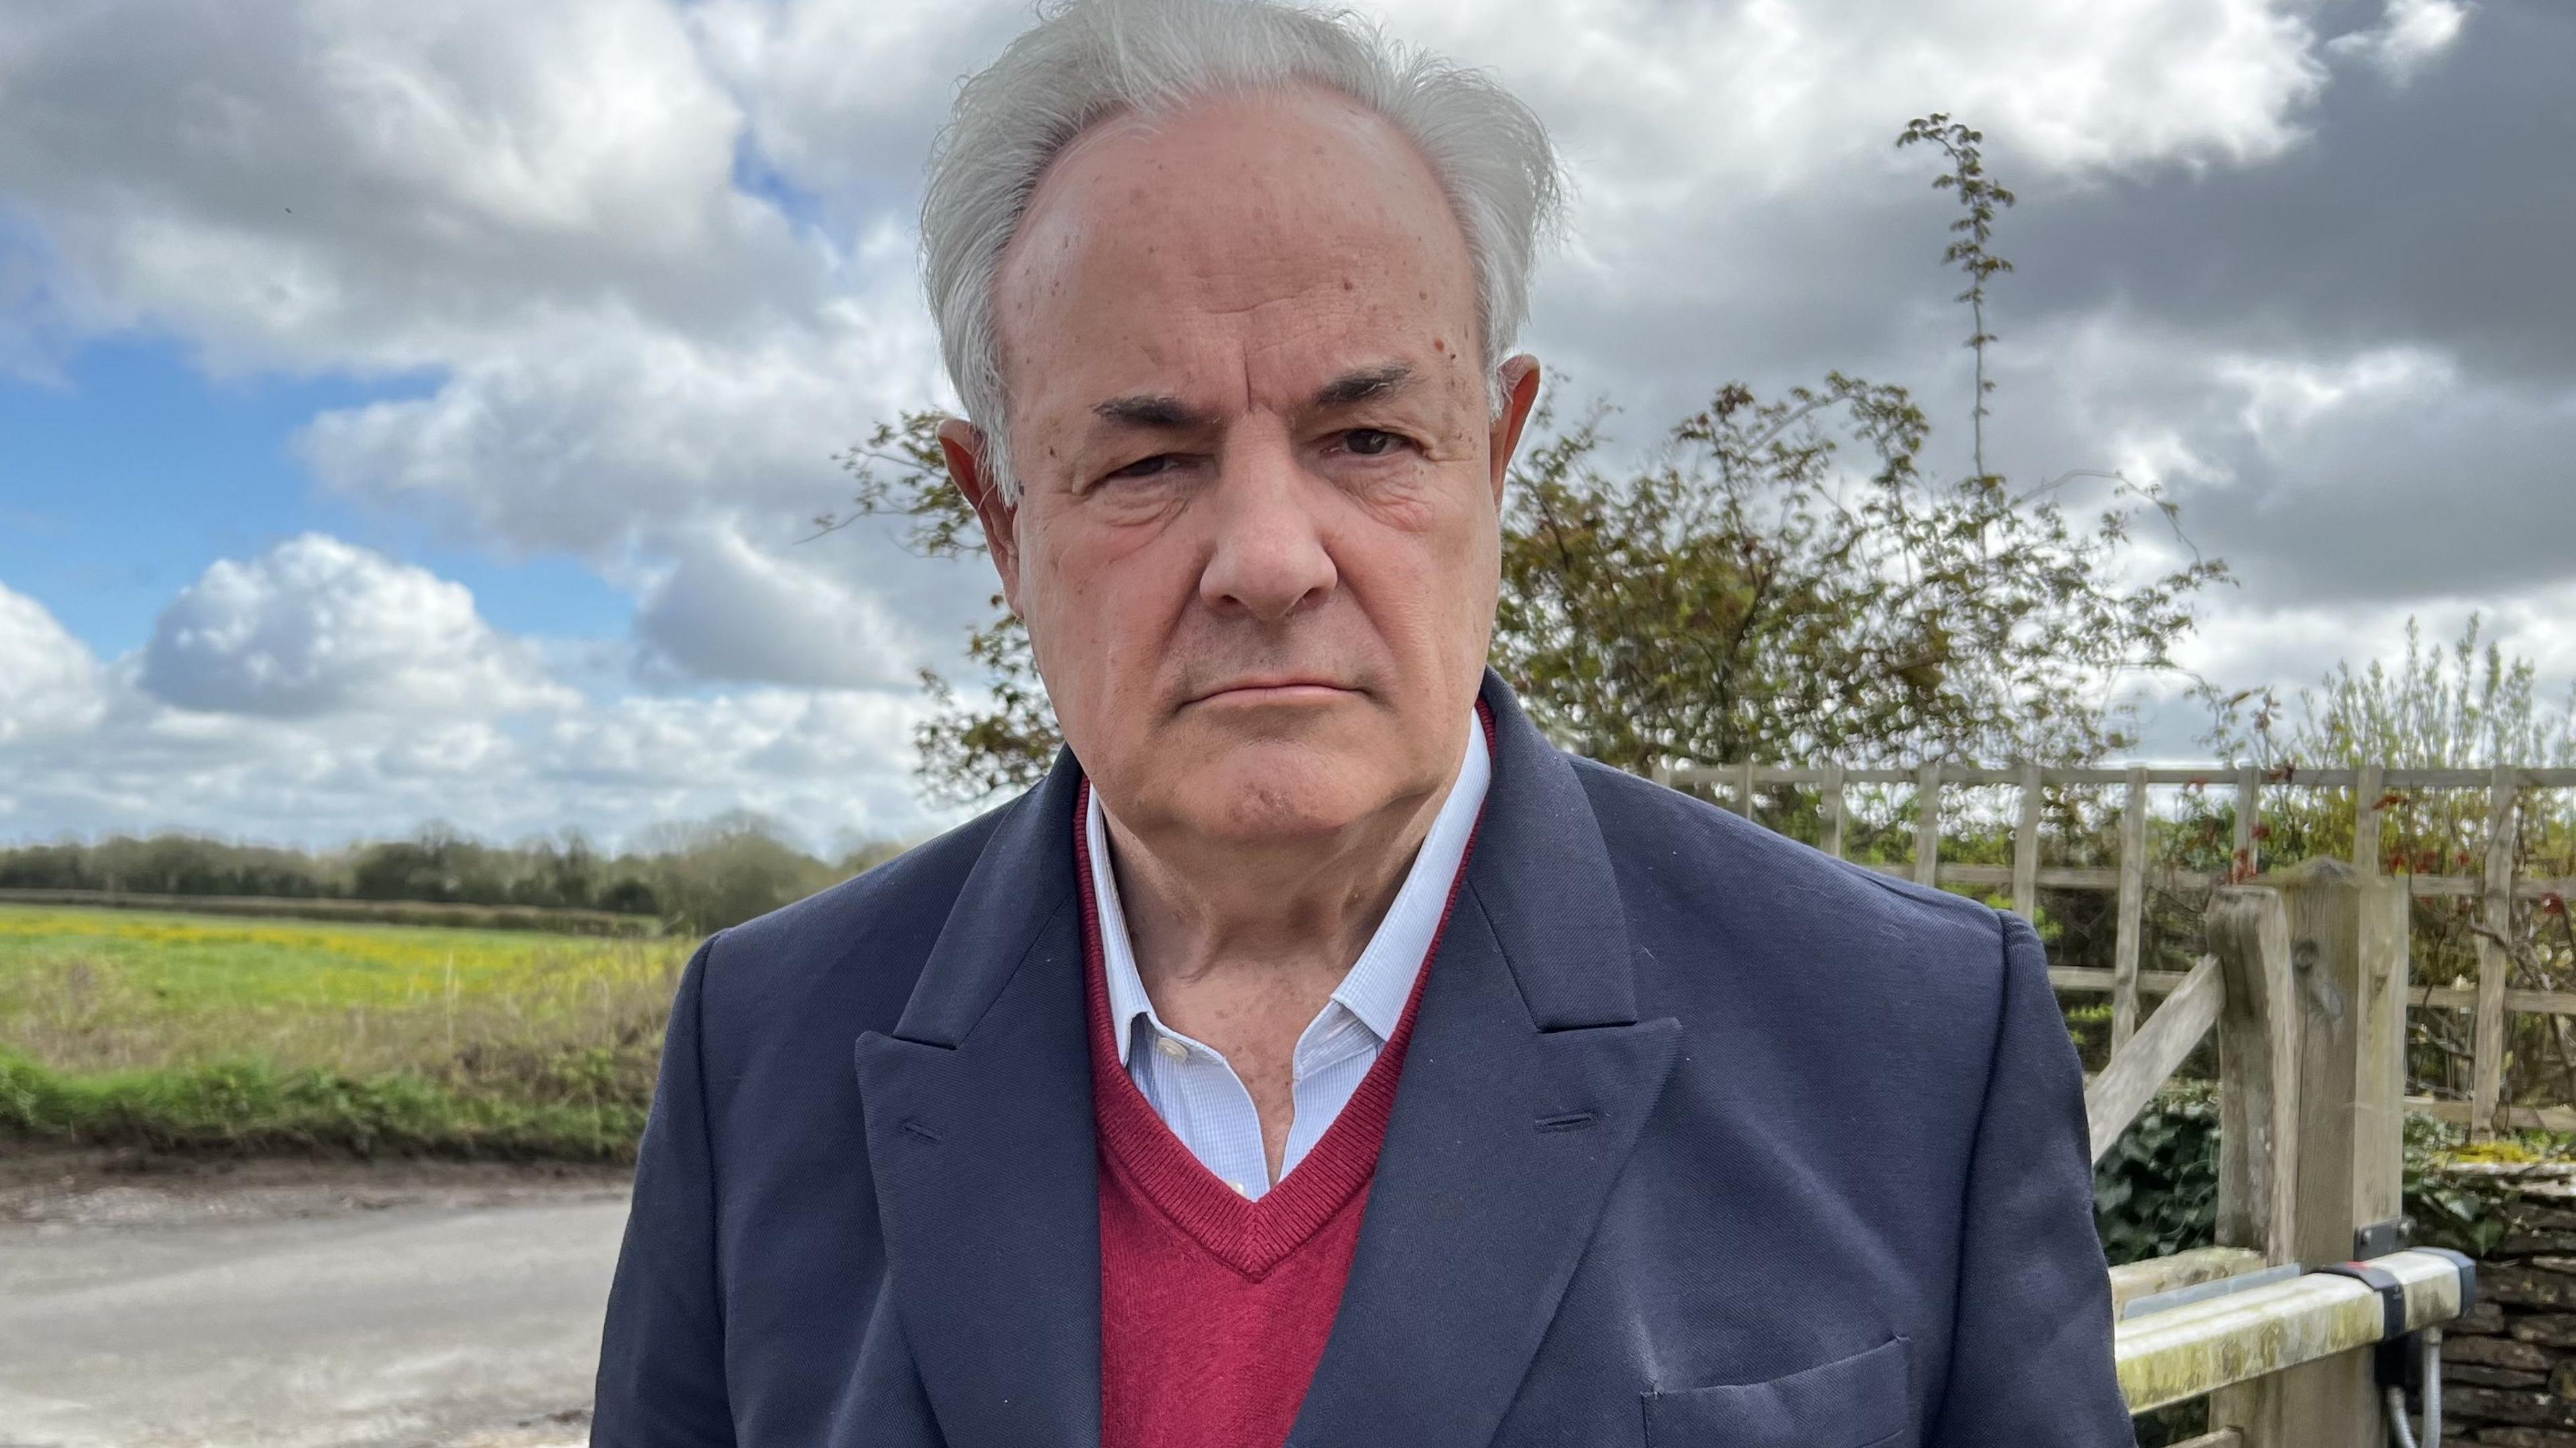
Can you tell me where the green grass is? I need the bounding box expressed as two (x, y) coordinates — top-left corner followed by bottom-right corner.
(0, 904), (692, 1160)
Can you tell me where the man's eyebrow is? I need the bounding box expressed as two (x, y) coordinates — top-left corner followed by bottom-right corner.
(1311, 364), (1415, 410)
(1085, 364), (1415, 429)
(1091, 394), (1208, 429)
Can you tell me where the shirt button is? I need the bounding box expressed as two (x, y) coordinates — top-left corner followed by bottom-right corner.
(1153, 1036), (1189, 1064)
(1228, 1180), (1248, 1196)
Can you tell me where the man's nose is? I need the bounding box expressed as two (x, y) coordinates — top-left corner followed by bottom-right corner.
(1197, 437), (1337, 622)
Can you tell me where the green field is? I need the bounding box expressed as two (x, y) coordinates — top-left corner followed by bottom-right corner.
(0, 905), (693, 1160)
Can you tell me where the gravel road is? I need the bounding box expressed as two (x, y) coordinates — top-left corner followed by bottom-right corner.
(0, 1151), (632, 1448)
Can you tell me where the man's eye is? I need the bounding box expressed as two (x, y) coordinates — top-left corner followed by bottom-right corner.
(1106, 454), (1176, 482)
(1343, 429), (1404, 457)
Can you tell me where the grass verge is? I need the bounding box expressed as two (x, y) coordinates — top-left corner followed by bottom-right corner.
(0, 1050), (647, 1160)
(1, 903), (690, 1160)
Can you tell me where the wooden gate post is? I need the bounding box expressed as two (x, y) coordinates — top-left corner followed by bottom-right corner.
(2472, 765), (2521, 1137)
(2206, 886), (2300, 1266)
(2207, 861), (2408, 1447)
(1913, 763), (1943, 887)
(2205, 882), (2300, 1448)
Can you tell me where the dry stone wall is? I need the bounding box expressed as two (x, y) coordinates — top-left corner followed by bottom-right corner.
(2438, 1166), (2576, 1446)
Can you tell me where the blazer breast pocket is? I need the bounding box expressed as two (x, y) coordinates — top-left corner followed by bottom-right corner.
(1642, 1335), (1913, 1448)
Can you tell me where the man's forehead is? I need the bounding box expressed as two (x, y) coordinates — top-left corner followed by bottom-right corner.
(993, 88), (1481, 408)
(1036, 85), (1413, 216)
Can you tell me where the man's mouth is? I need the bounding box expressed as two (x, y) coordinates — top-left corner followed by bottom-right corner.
(1186, 678), (1357, 707)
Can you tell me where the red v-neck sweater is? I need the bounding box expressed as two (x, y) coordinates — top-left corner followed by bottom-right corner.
(1075, 762), (1483, 1448)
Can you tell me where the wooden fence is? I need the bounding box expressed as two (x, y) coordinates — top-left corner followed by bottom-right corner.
(1658, 762), (2576, 1139)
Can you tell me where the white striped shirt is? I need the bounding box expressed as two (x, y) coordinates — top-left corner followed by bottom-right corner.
(1085, 712), (1489, 1199)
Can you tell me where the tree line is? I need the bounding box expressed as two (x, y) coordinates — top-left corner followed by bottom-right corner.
(0, 811), (908, 936)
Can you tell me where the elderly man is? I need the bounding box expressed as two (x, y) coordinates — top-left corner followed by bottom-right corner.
(593, 0), (2131, 1443)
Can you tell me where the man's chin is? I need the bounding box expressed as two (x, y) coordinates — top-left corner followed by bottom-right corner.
(1164, 745), (1395, 846)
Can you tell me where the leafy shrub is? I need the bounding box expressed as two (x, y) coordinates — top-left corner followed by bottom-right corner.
(2096, 1087), (2549, 1264)
(2095, 1084), (2221, 1266)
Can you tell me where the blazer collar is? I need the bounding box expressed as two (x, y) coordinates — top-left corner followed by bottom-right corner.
(884, 741), (1086, 1049)
(1466, 665), (1640, 1029)
(855, 746), (1099, 1447)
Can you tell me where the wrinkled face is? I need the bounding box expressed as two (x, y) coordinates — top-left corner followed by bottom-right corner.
(952, 87), (1540, 848)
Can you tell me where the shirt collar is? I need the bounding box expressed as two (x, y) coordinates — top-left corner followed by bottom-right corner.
(1086, 709), (1493, 1066)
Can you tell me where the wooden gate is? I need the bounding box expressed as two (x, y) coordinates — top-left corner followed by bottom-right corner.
(2091, 862), (2467, 1443)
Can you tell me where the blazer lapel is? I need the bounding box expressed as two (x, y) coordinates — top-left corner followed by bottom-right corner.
(1291, 671), (1682, 1448)
(853, 748), (1101, 1448)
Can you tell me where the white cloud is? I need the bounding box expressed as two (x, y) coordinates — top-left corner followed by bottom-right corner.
(633, 520), (916, 689)
(0, 681), (936, 851)
(1397, 0), (2336, 200)
(2327, 0), (2473, 82)
(537, 686), (927, 816)
(1429, 0), (2396, 453)
(685, 0), (1024, 217)
(0, 0), (810, 374)
(293, 269), (945, 561)
(0, 0), (966, 702)
(2215, 345), (2457, 448)
(0, 543), (945, 848)
(2173, 587), (2575, 718)
(0, 0), (952, 563)
(139, 534), (572, 719)
(0, 583), (105, 742)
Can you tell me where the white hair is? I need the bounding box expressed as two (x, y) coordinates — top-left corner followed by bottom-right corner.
(920, 0), (1564, 500)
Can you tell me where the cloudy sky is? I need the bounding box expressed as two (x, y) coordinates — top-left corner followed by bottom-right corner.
(1, 0), (2566, 853)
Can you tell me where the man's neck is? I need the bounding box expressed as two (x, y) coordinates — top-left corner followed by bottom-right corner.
(1100, 746), (1464, 1005)
(1107, 713), (1479, 1058)
(1095, 717), (1477, 1180)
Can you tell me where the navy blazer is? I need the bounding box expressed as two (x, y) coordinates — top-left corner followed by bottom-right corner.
(594, 670), (2132, 1447)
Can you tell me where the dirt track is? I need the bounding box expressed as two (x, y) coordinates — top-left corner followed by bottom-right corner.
(0, 1150), (632, 1448)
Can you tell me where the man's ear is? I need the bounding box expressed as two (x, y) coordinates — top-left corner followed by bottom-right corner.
(1488, 353), (1543, 504)
(938, 416), (1024, 614)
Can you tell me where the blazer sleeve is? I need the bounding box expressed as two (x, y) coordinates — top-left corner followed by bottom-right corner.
(593, 935), (737, 1446)
(1926, 909), (2133, 1446)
